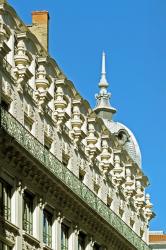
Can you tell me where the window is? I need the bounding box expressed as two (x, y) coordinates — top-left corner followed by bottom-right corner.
(61, 224), (69, 250)
(0, 240), (11, 250)
(0, 179), (11, 221)
(78, 232), (86, 250)
(23, 192), (33, 235)
(24, 115), (32, 132)
(44, 136), (52, 150)
(43, 209), (52, 247)
(79, 171), (84, 182)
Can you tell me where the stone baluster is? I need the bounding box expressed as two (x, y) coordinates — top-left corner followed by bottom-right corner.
(99, 136), (113, 179)
(71, 97), (83, 146)
(35, 64), (50, 112)
(135, 179), (144, 211)
(54, 78), (68, 131)
(124, 165), (135, 201)
(145, 194), (154, 221)
(14, 39), (32, 93)
(86, 117), (98, 165)
(112, 153), (123, 187)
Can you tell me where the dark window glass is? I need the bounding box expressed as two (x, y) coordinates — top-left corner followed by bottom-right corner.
(43, 209), (52, 247)
(93, 243), (100, 250)
(1, 100), (9, 111)
(23, 192), (33, 235)
(0, 179), (11, 221)
(78, 232), (86, 250)
(61, 224), (69, 250)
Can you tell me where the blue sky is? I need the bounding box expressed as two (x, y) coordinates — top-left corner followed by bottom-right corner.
(8, 0), (166, 231)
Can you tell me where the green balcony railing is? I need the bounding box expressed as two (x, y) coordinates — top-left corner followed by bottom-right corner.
(0, 107), (151, 250)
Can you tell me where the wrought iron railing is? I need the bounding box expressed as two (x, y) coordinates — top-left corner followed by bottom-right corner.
(0, 107), (151, 250)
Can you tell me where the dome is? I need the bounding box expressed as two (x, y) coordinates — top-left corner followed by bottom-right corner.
(94, 53), (142, 168)
(103, 119), (142, 168)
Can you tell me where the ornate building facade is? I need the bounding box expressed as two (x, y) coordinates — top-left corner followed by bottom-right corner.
(0, 0), (154, 249)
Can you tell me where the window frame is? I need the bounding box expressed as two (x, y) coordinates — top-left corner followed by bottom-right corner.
(23, 191), (33, 235)
(61, 223), (69, 250)
(43, 209), (52, 247)
(0, 178), (11, 221)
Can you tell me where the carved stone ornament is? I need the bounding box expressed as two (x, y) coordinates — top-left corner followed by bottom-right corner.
(14, 39), (32, 93)
(98, 137), (113, 178)
(86, 118), (98, 165)
(124, 165), (135, 201)
(44, 122), (53, 142)
(71, 98), (83, 146)
(144, 194), (153, 221)
(35, 64), (51, 112)
(2, 79), (13, 103)
(54, 81), (68, 131)
(135, 179), (145, 211)
(0, 16), (9, 45)
(112, 153), (124, 187)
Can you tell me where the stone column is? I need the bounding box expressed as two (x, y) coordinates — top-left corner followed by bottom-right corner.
(12, 180), (24, 250)
(53, 212), (62, 250)
(68, 225), (79, 250)
(85, 237), (93, 250)
(33, 196), (43, 241)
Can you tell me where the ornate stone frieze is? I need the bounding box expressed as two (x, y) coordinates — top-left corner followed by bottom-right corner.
(0, 108), (152, 250)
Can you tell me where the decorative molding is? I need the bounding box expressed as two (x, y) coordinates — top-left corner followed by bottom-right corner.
(0, 108), (151, 250)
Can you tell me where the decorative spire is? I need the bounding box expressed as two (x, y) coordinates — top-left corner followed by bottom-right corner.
(94, 52), (116, 120)
(99, 51), (109, 92)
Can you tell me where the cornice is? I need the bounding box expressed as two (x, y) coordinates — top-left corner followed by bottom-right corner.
(0, 107), (152, 250)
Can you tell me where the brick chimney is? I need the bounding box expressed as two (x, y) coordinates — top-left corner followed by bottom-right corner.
(29, 11), (49, 52)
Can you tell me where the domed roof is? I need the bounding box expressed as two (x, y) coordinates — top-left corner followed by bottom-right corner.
(103, 119), (142, 168)
(94, 53), (142, 168)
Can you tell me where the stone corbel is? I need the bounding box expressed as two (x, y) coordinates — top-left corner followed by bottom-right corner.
(71, 96), (83, 147)
(112, 152), (124, 188)
(57, 212), (64, 224)
(54, 78), (69, 132)
(144, 194), (154, 221)
(14, 39), (32, 93)
(135, 178), (145, 211)
(86, 116), (98, 165)
(98, 135), (114, 179)
(124, 164), (135, 201)
(35, 63), (51, 113)
(16, 180), (27, 195)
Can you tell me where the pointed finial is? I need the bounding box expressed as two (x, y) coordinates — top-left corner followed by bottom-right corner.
(94, 52), (116, 120)
(99, 51), (109, 91)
